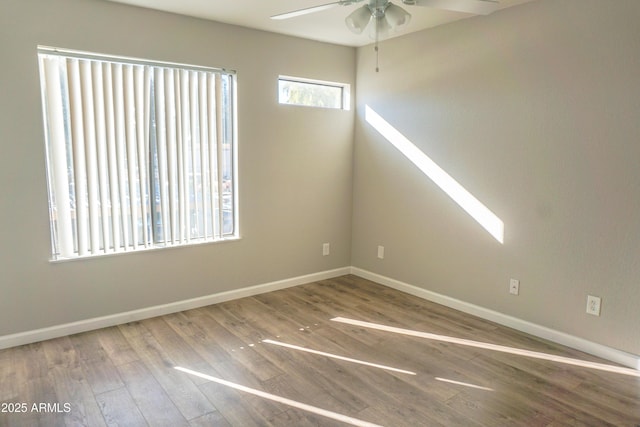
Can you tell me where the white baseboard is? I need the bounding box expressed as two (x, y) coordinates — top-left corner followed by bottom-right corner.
(3, 265), (638, 371)
(0, 267), (351, 350)
(350, 267), (640, 370)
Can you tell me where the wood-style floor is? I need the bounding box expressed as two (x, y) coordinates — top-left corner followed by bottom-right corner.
(1, 275), (639, 426)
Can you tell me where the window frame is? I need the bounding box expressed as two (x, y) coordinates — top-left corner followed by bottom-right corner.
(38, 46), (240, 261)
(278, 75), (351, 110)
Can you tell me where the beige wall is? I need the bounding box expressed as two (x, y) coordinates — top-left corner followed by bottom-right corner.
(2, 0), (639, 358)
(0, 0), (355, 335)
(352, 0), (640, 355)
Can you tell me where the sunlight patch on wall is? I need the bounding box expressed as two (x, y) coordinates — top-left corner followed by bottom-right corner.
(365, 105), (504, 243)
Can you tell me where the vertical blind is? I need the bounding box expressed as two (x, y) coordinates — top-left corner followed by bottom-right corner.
(38, 49), (236, 260)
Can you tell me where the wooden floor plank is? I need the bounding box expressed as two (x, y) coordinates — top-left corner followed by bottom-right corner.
(41, 337), (79, 371)
(187, 411), (231, 427)
(95, 327), (139, 367)
(180, 308), (284, 383)
(1, 275), (639, 426)
(94, 387), (148, 427)
(197, 381), (272, 427)
(4, 377), (65, 427)
(116, 360), (189, 427)
(461, 353), (631, 426)
(68, 331), (125, 396)
(0, 347), (21, 402)
(46, 365), (107, 427)
(117, 320), (217, 421)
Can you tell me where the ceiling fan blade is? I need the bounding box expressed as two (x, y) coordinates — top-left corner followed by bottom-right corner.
(271, 2), (342, 20)
(406, 0), (500, 15)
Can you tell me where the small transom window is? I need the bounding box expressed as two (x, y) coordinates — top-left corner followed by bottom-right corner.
(278, 76), (350, 110)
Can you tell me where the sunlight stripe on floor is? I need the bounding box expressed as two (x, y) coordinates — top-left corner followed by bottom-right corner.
(174, 366), (384, 427)
(331, 317), (640, 377)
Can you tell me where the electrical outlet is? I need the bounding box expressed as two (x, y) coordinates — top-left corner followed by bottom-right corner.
(377, 245), (385, 259)
(586, 295), (601, 316)
(322, 243), (330, 256)
(509, 279), (519, 295)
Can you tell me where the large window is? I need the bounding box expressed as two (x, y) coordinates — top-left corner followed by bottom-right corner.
(38, 47), (238, 261)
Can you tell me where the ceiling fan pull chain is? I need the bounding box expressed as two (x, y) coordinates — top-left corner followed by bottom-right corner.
(374, 17), (380, 72)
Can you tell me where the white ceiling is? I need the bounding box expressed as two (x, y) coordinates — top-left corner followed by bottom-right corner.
(105, 0), (535, 47)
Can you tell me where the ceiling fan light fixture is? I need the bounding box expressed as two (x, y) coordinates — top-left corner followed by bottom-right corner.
(385, 3), (411, 29)
(369, 15), (391, 39)
(345, 5), (372, 34)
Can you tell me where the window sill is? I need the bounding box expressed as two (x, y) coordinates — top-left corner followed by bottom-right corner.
(49, 235), (242, 263)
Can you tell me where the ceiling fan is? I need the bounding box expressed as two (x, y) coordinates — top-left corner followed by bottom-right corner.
(272, 0), (500, 37)
(272, 0), (499, 71)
